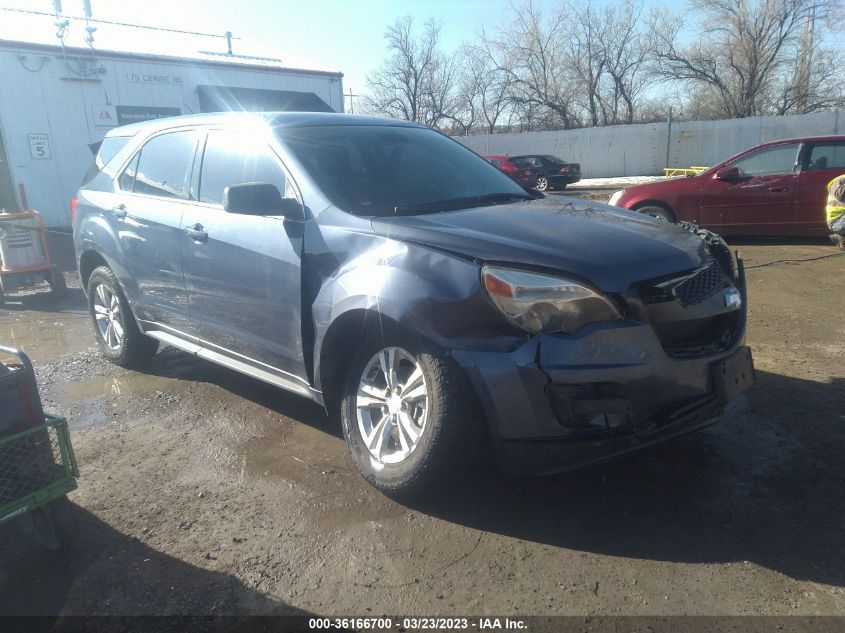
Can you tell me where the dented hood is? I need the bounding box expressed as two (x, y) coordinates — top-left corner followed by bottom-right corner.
(371, 198), (710, 293)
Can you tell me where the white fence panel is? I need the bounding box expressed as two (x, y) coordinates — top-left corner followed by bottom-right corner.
(455, 111), (843, 178)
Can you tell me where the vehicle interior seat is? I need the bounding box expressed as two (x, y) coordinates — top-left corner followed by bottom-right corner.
(809, 156), (829, 171)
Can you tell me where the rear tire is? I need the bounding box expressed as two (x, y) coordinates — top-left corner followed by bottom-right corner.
(339, 329), (480, 496)
(87, 266), (158, 367)
(636, 204), (676, 223)
(536, 176), (550, 192)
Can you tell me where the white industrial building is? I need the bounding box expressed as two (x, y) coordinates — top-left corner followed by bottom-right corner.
(0, 8), (344, 227)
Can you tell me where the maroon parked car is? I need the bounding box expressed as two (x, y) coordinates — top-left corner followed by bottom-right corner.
(483, 154), (539, 188)
(609, 136), (845, 236)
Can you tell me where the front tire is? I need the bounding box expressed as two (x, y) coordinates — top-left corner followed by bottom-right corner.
(535, 176), (550, 192)
(636, 204), (675, 223)
(339, 331), (478, 496)
(87, 266), (158, 367)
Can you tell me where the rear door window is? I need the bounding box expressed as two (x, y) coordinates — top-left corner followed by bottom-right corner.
(198, 130), (294, 205)
(132, 131), (198, 199)
(805, 142), (845, 171)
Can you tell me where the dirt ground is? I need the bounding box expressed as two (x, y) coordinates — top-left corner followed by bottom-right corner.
(1, 206), (843, 618)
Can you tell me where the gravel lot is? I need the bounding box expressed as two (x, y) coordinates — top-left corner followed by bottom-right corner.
(1, 208), (843, 618)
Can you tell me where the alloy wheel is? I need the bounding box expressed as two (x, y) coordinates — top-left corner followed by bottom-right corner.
(536, 177), (549, 191)
(355, 346), (428, 465)
(93, 282), (124, 351)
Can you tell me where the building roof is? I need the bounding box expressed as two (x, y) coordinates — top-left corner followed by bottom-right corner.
(0, 8), (342, 78)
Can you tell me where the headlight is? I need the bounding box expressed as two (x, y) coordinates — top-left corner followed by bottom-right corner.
(481, 266), (622, 334)
(608, 189), (624, 206)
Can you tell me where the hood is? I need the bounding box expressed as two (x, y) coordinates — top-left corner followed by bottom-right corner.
(371, 198), (710, 293)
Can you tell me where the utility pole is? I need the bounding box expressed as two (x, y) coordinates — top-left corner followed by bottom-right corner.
(344, 88), (359, 114)
(665, 107), (673, 170)
(795, 5), (816, 114)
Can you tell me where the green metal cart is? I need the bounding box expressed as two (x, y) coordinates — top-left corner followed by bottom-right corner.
(0, 345), (79, 548)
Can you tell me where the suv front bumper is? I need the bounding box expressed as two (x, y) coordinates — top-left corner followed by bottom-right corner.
(452, 320), (752, 475)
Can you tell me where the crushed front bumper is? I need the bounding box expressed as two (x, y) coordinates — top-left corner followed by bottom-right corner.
(453, 324), (752, 474)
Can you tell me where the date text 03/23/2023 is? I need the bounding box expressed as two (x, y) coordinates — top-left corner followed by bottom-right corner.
(308, 617), (528, 630)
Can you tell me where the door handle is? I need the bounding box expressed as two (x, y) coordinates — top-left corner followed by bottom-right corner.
(768, 186), (788, 192)
(184, 223), (208, 243)
(111, 204), (127, 219)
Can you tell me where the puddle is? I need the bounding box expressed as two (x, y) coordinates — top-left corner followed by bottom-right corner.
(45, 370), (188, 430)
(243, 421), (348, 483)
(72, 401), (109, 430)
(0, 310), (90, 362)
(58, 373), (177, 400)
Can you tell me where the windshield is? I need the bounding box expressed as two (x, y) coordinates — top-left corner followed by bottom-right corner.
(276, 125), (529, 216)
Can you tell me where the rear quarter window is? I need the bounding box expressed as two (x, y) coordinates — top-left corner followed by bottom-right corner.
(81, 136), (132, 186)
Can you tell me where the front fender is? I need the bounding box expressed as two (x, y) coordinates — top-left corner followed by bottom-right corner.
(311, 238), (524, 392)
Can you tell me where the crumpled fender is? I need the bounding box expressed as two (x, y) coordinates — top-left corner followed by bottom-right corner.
(309, 233), (523, 392)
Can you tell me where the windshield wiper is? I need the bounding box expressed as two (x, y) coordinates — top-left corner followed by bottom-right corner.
(392, 192), (535, 215)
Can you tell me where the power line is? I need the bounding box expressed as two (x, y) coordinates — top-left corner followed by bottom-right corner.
(0, 6), (240, 40)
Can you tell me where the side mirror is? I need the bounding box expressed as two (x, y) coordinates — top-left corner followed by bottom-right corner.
(715, 166), (740, 180)
(223, 182), (303, 219)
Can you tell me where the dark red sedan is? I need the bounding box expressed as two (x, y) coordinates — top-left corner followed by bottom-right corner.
(609, 136), (845, 236)
(483, 155), (539, 188)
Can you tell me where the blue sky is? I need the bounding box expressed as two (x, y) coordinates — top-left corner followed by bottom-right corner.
(2, 0), (642, 108)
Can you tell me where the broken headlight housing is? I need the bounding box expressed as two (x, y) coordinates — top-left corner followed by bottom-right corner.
(482, 266), (622, 334)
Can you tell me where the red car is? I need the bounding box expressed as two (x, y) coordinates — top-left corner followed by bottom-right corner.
(483, 155), (539, 189)
(608, 136), (845, 236)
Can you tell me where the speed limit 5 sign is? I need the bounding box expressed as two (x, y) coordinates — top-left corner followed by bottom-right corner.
(27, 133), (52, 160)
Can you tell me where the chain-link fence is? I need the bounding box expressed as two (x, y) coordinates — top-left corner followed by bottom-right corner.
(0, 416), (78, 524)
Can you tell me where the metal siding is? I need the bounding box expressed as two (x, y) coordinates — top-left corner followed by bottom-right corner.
(456, 111), (842, 179)
(0, 45), (343, 226)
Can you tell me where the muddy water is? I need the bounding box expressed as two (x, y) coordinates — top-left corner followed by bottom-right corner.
(60, 373), (177, 401)
(1, 310), (90, 362)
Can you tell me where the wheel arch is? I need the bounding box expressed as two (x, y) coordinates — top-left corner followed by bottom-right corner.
(317, 309), (418, 415)
(630, 200), (677, 222)
(78, 249), (110, 293)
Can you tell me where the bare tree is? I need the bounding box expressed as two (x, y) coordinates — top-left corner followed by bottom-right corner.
(772, 45), (845, 114)
(485, 0), (579, 130)
(565, 2), (608, 127)
(597, 0), (653, 124)
(455, 43), (517, 133)
(651, 0), (838, 119)
(364, 16), (460, 128)
(364, 0), (842, 134)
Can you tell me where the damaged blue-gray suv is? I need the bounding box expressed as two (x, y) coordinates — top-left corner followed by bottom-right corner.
(74, 112), (754, 494)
